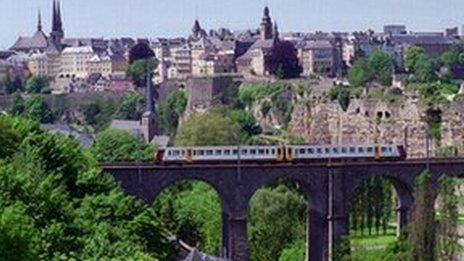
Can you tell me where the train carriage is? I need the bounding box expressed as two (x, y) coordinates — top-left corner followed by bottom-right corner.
(155, 144), (406, 164)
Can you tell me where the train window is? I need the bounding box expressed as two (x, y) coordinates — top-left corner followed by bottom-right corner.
(215, 150), (222, 155)
(389, 147), (393, 152)
(367, 147), (373, 153)
(381, 147), (388, 153)
(358, 147), (365, 153)
(317, 148), (322, 153)
(224, 150), (231, 155)
(181, 150), (185, 156)
(241, 149), (248, 155)
(308, 148), (314, 154)
(299, 148), (306, 154)
(259, 149), (265, 154)
(271, 149), (275, 154)
(349, 147), (356, 153)
(250, 149), (256, 155)
(325, 148), (330, 154)
(168, 151), (172, 156)
(206, 150), (213, 156)
(232, 150), (238, 155)
(265, 149), (269, 154)
(332, 148), (339, 154)
(341, 147), (347, 153)
(173, 150), (180, 156)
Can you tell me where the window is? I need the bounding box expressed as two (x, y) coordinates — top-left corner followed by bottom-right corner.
(224, 150), (231, 155)
(258, 149), (265, 154)
(317, 148), (323, 153)
(381, 147), (388, 153)
(271, 149), (275, 154)
(341, 147), (347, 153)
(250, 149), (256, 155)
(367, 147), (373, 153)
(232, 150), (238, 155)
(206, 150), (213, 155)
(325, 148), (330, 154)
(332, 148), (339, 154)
(358, 147), (365, 153)
(299, 148), (306, 154)
(349, 147), (356, 153)
(168, 151), (172, 156)
(241, 149), (248, 155)
(308, 148), (314, 154)
(215, 150), (222, 155)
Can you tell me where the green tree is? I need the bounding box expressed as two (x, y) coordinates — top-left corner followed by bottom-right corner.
(248, 185), (306, 261)
(158, 89), (188, 135)
(24, 95), (55, 123)
(6, 92), (25, 116)
(25, 76), (49, 94)
(415, 54), (438, 82)
(126, 59), (158, 88)
(175, 111), (241, 146)
(0, 115), (174, 260)
(0, 116), (20, 159)
(440, 43), (463, 68)
(114, 91), (145, 121)
(80, 96), (118, 131)
(91, 128), (150, 162)
(0, 203), (40, 261)
(279, 241), (305, 261)
(405, 46), (426, 73)
(229, 109), (262, 143)
(368, 49), (395, 86)
(348, 57), (371, 87)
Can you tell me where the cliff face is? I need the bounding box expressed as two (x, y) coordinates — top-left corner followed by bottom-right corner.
(288, 97), (464, 158)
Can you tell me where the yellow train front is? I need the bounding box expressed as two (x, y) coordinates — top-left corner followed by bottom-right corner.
(155, 144), (406, 164)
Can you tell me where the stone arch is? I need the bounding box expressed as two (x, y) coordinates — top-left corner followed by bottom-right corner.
(150, 176), (231, 214)
(244, 173), (328, 261)
(346, 171), (415, 237)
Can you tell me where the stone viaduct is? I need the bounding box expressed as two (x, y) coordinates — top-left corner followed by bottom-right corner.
(101, 159), (464, 261)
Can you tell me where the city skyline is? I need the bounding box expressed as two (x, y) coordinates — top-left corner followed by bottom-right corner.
(1, 0), (464, 49)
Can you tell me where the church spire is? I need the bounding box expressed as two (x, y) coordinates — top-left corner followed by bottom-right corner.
(37, 10), (42, 31)
(145, 67), (154, 115)
(52, 0), (57, 32)
(260, 6), (273, 40)
(51, 0), (64, 48)
(57, 0), (62, 30)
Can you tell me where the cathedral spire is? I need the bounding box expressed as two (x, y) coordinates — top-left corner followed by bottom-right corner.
(57, 0), (62, 30)
(37, 10), (42, 31)
(52, 0), (57, 31)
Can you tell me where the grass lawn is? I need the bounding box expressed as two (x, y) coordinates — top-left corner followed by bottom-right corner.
(348, 229), (397, 261)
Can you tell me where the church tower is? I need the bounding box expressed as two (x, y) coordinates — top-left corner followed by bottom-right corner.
(141, 69), (157, 142)
(50, 0), (64, 47)
(260, 6), (274, 40)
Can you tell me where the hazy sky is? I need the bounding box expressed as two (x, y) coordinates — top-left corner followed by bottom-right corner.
(1, 0), (464, 49)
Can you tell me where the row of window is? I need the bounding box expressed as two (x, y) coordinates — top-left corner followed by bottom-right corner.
(167, 148), (276, 157)
(166, 146), (395, 157)
(295, 146), (393, 155)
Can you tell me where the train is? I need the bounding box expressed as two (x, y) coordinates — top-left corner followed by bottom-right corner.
(154, 144), (406, 164)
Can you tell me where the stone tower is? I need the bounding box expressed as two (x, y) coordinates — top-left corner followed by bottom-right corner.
(260, 6), (273, 40)
(50, 0), (64, 47)
(141, 69), (157, 142)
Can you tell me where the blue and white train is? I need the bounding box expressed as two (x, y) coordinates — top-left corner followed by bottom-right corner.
(155, 144), (406, 164)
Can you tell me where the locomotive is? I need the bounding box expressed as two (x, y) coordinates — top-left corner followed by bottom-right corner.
(154, 144), (406, 164)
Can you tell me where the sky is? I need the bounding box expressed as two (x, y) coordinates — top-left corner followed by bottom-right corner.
(1, 0), (464, 49)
